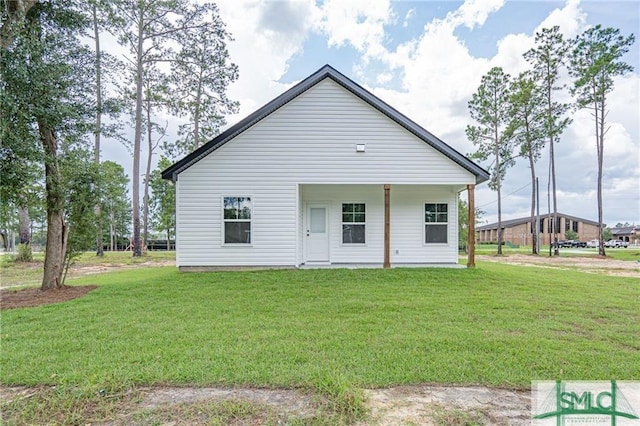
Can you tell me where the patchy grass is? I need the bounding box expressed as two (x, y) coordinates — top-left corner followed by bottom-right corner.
(2, 263), (638, 391)
(2, 385), (359, 426)
(0, 250), (175, 288)
(431, 405), (491, 426)
(475, 244), (640, 261)
(1, 385), (141, 426)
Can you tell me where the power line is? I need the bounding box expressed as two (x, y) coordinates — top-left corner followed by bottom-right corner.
(477, 182), (532, 208)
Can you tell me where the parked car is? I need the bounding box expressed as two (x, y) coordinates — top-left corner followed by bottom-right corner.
(552, 240), (575, 248)
(586, 239), (599, 248)
(572, 240), (587, 248)
(605, 239), (628, 248)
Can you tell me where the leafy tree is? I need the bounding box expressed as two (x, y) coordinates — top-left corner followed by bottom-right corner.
(506, 71), (546, 254)
(603, 228), (613, 242)
(60, 147), (99, 284)
(168, 2), (239, 156)
(85, 1), (126, 257)
(99, 161), (131, 251)
(106, 0), (214, 257)
(458, 198), (484, 253)
(569, 25), (635, 256)
(0, 201), (19, 251)
(466, 67), (514, 255)
(1, 1), (94, 289)
(0, 0), (37, 49)
(565, 229), (578, 241)
(149, 157), (175, 250)
(141, 64), (169, 244)
(524, 26), (572, 255)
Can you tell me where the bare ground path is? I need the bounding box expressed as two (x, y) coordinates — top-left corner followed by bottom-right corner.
(478, 253), (639, 278)
(1, 384), (531, 425)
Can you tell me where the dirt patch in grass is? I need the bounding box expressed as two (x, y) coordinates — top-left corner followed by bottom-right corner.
(361, 384), (530, 425)
(479, 253), (639, 278)
(0, 285), (97, 310)
(2, 384), (532, 425)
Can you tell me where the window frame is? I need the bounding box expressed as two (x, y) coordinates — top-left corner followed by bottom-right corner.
(424, 202), (449, 245)
(221, 195), (253, 245)
(341, 202), (366, 245)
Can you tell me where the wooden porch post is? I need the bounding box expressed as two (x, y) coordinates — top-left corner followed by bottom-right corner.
(384, 184), (390, 268)
(467, 184), (475, 268)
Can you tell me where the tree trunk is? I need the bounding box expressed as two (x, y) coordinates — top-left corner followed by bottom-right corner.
(166, 229), (170, 251)
(0, 0), (37, 50)
(110, 208), (115, 251)
(1, 231), (8, 251)
(528, 149), (537, 255)
(132, 8), (144, 257)
(495, 127), (503, 256)
(597, 98), (606, 256)
(143, 93), (152, 245)
(39, 121), (67, 290)
(546, 81), (559, 256)
(550, 136), (558, 255)
(93, 3), (104, 257)
(18, 204), (30, 244)
(193, 71), (202, 150)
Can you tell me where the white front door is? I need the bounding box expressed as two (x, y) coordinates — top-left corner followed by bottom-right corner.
(306, 204), (329, 263)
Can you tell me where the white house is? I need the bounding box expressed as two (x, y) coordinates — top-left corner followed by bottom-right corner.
(162, 65), (489, 269)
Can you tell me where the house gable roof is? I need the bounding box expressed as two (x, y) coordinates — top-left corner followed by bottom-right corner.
(476, 213), (601, 231)
(162, 64), (489, 183)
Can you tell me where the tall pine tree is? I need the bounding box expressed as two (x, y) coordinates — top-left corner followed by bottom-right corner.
(466, 67), (514, 255)
(569, 25), (635, 256)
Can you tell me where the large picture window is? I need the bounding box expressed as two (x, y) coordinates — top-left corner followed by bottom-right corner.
(342, 203), (365, 244)
(425, 203), (448, 243)
(223, 196), (251, 244)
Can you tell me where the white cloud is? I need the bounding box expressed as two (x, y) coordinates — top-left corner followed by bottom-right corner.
(454, 0), (505, 30)
(316, 0), (393, 60)
(536, 0), (587, 37)
(376, 72), (393, 84)
(403, 8), (416, 28)
(217, 0), (320, 119)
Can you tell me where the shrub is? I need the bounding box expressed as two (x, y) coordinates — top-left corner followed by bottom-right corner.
(14, 243), (33, 263)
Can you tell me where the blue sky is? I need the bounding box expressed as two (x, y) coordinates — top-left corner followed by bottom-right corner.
(103, 0), (640, 226)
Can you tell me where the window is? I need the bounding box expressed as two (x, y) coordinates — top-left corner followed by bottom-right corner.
(342, 203), (365, 244)
(565, 219), (571, 231)
(572, 221), (579, 232)
(223, 197), (251, 244)
(547, 217), (560, 233)
(425, 203), (448, 243)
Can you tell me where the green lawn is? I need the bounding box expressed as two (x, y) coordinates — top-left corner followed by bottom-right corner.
(2, 263), (638, 390)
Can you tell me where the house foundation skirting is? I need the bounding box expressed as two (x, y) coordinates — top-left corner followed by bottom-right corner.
(179, 263), (464, 272)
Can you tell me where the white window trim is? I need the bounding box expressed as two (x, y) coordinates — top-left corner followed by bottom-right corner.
(221, 195), (253, 246)
(341, 202), (367, 246)
(423, 202), (449, 245)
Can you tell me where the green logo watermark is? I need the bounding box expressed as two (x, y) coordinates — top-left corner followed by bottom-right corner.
(532, 381), (640, 425)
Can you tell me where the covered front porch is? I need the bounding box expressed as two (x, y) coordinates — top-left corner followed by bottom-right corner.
(297, 184), (476, 268)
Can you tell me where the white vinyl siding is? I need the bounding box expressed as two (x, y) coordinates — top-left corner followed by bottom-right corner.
(175, 79), (472, 267)
(390, 186), (458, 264)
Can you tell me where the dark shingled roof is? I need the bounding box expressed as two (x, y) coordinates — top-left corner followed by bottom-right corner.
(611, 226), (639, 236)
(161, 64), (489, 184)
(476, 213), (601, 231)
